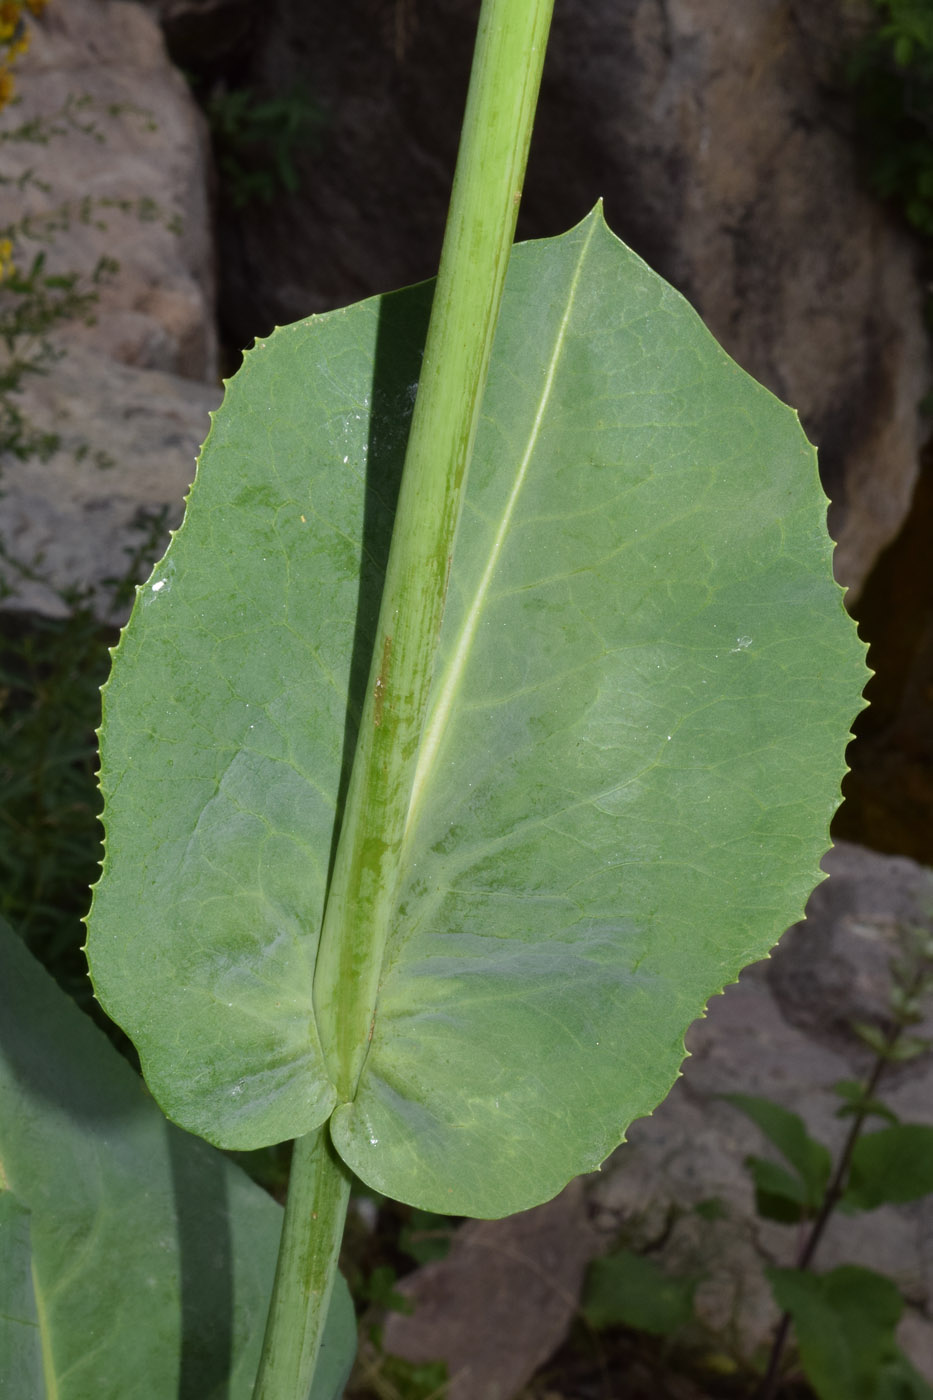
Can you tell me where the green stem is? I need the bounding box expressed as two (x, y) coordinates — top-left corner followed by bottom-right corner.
(755, 983), (924, 1400)
(312, 0), (556, 1100)
(251, 1126), (351, 1400)
(256, 6), (556, 1394)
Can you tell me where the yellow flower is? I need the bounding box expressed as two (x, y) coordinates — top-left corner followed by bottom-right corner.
(0, 3), (20, 43)
(0, 237), (17, 282)
(0, 67), (14, 110)
(26, 0), (47, 13)
(7, 26), (27, 58)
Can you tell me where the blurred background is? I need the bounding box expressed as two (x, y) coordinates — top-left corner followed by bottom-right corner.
(2, 2), (933, 1396)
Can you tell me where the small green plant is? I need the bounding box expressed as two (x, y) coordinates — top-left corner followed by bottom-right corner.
(350, 1346), (448, 1400)
(338, 1196), (453, 1398)
(849, 0), (933, 237)
(204, 82), (325, 207)
(728, 920), (933, 1400)
(582, 1248), (699, 1338)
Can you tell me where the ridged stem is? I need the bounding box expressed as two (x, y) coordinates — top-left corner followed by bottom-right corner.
(251, 1127), (351, 1400)
(312, 0), (555, 1102)
(255, 4), (556, 1395)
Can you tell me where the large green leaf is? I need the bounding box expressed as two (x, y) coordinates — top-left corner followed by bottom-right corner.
(0, 921), (356, 1399)
(87, 207), (864, 1216)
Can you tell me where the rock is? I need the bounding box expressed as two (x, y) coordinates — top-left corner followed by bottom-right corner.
(6, 0), (217, 380)
(211, 0), (928, 599)
(382, 1180), (599, 1400)
(591, 840), (933, 1379)
(0, 0), (221, 620)
(0, 349), (219, 621)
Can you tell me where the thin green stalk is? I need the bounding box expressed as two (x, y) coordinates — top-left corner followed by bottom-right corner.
(255, 5), (556, 1397)
(755, 1053), (889, 1400)
(755, 959), (929, 1400)
(312, 0), (556, 1100)
(251, 1126), (351, 1400)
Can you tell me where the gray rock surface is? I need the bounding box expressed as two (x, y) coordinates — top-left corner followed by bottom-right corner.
(8, 0), (217, 380)
(214, 0), (929, 600)
(0, 0), (221, 618)
(383, 1180), (599, 1400)
(2, 351), (218, 619)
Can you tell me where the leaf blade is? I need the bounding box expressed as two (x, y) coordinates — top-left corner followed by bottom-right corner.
(332, 212), (864, 1214)
(87, 211), (864, 1218)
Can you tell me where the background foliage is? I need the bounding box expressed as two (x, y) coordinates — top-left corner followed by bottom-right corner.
(851, 0), (933, 239)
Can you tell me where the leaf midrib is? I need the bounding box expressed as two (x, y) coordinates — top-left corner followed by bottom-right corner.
(31, 1259), (58, 1400)
(402, 214), (600, 844)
